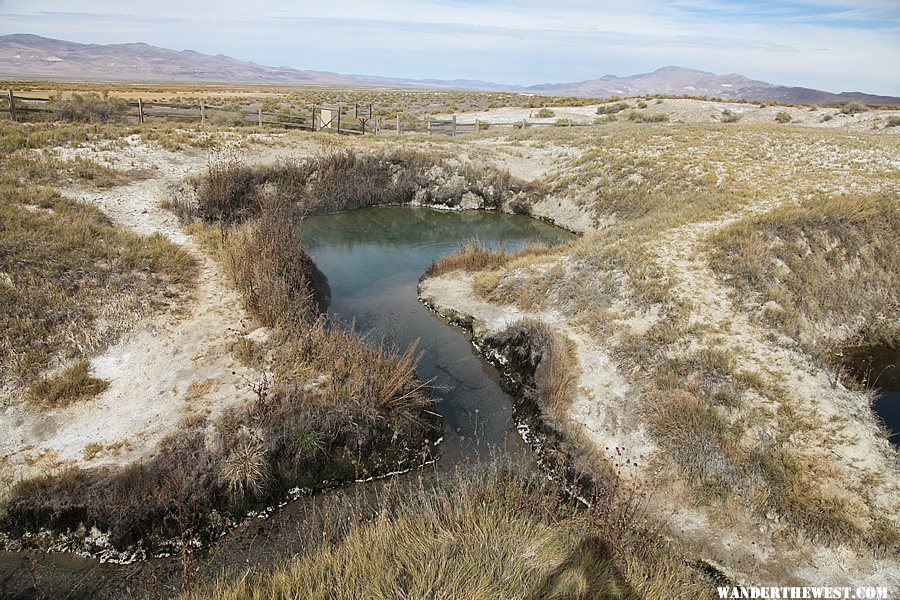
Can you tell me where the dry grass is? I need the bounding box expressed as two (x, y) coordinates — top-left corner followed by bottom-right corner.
(616, 317), (874, 541)
(425, 239), (558, 278)
(0, 154), (444, 548)
(0, 184), (196, 380)
(707, 193), (899, 353)
(27, 360), (109, 408)
(439, 124), (900, 550)
(220, 194), (317, 326)
(182, 470), (711, 600)
(229, 336), (265, 369)
(0, 120), (197, 383)
(185, 149), (540, 224)
(489, 319), (580, 425)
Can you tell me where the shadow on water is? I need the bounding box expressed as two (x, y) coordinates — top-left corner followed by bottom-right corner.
(842, 342), (900, 445)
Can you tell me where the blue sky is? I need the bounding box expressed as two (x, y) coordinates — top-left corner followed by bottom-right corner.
(1, 0), (898, 94)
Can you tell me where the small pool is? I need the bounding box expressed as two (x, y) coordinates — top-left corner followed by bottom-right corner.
(302, 206), (574, 465)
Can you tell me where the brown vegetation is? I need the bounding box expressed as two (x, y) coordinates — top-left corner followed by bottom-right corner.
(180, 150), (538, 223)
(1, 154), (439, 550)
(0, 176), (195, 382)
(182, 469), (711, 600)
(27, 360), (109, 408)
(708, 193), (899, 353)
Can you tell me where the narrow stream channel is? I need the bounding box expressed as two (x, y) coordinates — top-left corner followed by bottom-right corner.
(302, 206), (574, 468)
(0, 206), (576, 597)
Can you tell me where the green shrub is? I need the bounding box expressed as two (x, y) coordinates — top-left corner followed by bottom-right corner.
(626, 111), (669, 123)
(534, 108), (555, 118)
(775, 111), (792, 123)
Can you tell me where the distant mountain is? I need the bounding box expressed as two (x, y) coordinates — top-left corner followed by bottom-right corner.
(0, 33), (516, 91)
(0, 33), (393, 87)
(524, 66), (900, 105)
(1, 34), (897, 104)
(526, 66), (769, 97)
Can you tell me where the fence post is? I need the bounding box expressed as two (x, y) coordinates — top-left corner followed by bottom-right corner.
(7, 89), (16, 122)
(200, 102), (206, 125)
(396, 114), (401, 135)
(336, 104), (341, 133)
(475, 118), (479, 132)
(311, 105), (317, 131)
(258, 107), (263, 127)
(452, 115), (457, 137)
(137, 98), (144, 124)
(522, 119), (527, 129)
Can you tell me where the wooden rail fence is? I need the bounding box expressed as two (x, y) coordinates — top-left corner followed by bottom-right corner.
(1, 89), (374, 135)
(3, 88), (598, 137)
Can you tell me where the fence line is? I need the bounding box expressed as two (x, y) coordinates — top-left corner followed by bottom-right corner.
(2, 88), (599, 136)
(0, 89), (375, 135)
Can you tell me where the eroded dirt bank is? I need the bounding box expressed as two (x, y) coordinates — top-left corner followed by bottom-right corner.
(419, 211), (899, 587)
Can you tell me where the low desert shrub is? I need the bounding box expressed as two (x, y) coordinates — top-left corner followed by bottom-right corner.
(596, 102), (627, 115)
(626, 111), (669, 123)
(49, 93), (128, 123)
(720, 109), (741, 123)
(841, 101), (867, 115)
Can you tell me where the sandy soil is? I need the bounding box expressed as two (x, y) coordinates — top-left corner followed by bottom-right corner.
(0, 133), (320, 490)
(440, 98), (900, 134)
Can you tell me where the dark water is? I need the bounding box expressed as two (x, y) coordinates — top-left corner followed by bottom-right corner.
(302, 206), (574, 466)
(843, 343), (900, 445)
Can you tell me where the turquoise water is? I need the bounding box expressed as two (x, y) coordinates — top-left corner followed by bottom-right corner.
(302, 206), (574, 465)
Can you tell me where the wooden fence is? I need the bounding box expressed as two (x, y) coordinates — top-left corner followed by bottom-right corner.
(385, 113), (593, 136)
(2, 88), (597, 137)
(0, 89), (374, 135)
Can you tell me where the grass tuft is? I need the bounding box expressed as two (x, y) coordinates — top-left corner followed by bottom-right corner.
(27, 360), (109, 408)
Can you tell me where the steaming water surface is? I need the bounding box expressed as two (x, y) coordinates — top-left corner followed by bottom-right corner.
(302, 206), (574, 466)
